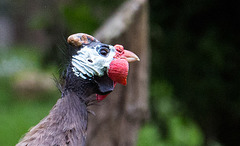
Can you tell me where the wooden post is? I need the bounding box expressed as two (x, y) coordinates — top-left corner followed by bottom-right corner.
(87, 0), (150, 145)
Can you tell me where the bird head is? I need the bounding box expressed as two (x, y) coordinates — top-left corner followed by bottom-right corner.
(67, 33), (139, 101)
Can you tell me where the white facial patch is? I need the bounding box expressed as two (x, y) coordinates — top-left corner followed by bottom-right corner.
(71, 45), (116, 79)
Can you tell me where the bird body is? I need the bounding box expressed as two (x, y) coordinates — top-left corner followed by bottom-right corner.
(16, 33), (139, 146)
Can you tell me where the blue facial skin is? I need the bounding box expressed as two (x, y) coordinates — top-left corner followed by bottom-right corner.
(71, 43), (116, 79)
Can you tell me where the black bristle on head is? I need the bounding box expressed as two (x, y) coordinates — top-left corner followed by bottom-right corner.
(54, 36), (83, 93)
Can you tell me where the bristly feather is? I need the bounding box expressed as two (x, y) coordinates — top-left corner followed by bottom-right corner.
(52, 74), (63, 93)
(54, 37), (82, 95)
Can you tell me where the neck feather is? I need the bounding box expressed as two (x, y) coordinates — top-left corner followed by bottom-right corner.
(63, 65), (98, 99)
(17, 65), (97, 146)
(17, 91), (88, 146)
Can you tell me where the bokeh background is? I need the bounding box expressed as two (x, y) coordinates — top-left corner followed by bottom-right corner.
(0, 0), (239, 145)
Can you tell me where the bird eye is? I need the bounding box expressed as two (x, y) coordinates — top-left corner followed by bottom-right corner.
(99, 46), (110, 56)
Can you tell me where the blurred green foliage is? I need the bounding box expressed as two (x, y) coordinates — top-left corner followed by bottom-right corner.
(149, 0), (240, 145)
(138, 82), (204, 146)
(0, 46), (40, 77)
(61, 2), (99, 34)
(0, 47), (60, 145)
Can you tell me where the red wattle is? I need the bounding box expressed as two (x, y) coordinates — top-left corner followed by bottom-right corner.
(108, 59), (129, 85)
(96, 94), (108, 101)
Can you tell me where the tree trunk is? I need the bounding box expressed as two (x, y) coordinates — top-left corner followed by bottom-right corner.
(87, 0), (150, 146)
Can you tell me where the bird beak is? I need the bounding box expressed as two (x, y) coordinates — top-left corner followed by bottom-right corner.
(120, 50), (140, 63)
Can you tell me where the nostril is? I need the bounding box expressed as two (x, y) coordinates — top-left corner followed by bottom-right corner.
(87, 59), (93, 63)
